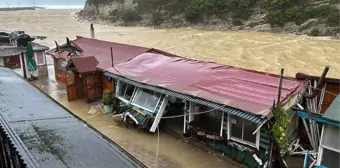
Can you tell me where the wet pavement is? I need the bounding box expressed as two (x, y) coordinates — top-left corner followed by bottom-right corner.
(26, 58), (242, 168)
(0, 67), (142, 168)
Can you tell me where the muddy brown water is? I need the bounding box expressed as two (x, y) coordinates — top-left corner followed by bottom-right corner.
(1, 9), (339, 78)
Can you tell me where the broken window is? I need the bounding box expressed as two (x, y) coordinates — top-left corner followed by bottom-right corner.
(117, 81), (136, 102)
(132, 89), (161, 113)
(229, 115), (257, 147)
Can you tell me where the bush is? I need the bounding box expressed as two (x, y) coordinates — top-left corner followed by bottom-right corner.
(304, 5), (334, 19)
(326, 9), (340, 26)
(330, 0), (340, 4)
(185, 8), (203, 23)
(121, 10), (142, 22)
(151, 12), (165, 25)
(102, 90), (113, 105)
(309, 28), (320, 36)
(232, 18), (243, 26)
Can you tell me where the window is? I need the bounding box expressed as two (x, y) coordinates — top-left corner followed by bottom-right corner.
(318, 125), (340, 168)
(35, 52), (45, 65)
(117, 81), (136, 102)
(132, 89), (161, 112)
(321, 148), (340, 168)
(229, 115), (258, 147)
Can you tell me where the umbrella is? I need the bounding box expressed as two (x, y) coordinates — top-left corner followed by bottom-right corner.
(26, 42), (37, 71)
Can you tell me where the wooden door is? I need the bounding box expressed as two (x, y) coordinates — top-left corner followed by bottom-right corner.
(84, 72), (103, 102)
(66, 70), (77, 101)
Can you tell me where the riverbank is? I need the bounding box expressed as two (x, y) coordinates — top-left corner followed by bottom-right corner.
(1, 9), (339, 78)
(0, 7), (44, 11)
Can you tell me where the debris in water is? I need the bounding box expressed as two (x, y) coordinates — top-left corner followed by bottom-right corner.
(88, 103), (103, 115)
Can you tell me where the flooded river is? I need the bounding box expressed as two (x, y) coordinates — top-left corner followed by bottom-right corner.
(1, 9), (339, 78)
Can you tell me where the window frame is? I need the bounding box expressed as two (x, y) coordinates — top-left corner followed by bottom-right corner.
(227, 114), (260, 149)
(34, 52), (46, 65)
(116, 80), (137, 104)
(317, 125), (340, 166)
(131, 88), (162, 113)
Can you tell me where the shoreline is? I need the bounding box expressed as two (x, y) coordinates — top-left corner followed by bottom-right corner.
(75, 15), (339, 41)
(0, 7), (45, 11)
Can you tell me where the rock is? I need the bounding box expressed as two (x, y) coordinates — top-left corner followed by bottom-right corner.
(283, 22), (299, 33)
(299, 19), (318, 31)
(231, 26), (243, 31)
(253, 24), (272, 32)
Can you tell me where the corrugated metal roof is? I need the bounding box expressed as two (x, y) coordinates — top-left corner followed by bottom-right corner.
(323, 95), (340, 123)
(105, 72), (265, 124)
(0, 42), (49, 57)
(47, 36), (151, 70)
(70, 56), (99, 73)
(106, 52), (307, 117)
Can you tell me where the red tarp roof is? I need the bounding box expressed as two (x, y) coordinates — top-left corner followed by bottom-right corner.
(107, 52), (307, 116)
(70, 56), (99, 73)
(47, 36), (151, 70)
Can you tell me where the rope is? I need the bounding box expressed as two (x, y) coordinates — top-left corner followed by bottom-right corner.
(306, 85), (339, 97)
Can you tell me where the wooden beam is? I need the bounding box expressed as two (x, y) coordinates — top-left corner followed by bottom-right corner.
(277, 68), (284, 107)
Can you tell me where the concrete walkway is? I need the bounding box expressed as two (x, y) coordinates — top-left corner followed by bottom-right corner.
(30, 75), (242, 168)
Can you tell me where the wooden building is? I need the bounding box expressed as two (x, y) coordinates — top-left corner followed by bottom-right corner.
(46, 36), (152, 102)
(0, 30), (49, 78)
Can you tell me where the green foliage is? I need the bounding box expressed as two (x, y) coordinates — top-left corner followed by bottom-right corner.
(330, 0), (340, 4)
(121, 10), (142, 22)
(151, 12), (165, 25)
(326, 9), (340, 27)
(85, 0), (340, 28)
(305, 5), (334, 19)
(272, 107), (290, 151)
(309, 28), (320, 36)
(102, 90), (113, 105)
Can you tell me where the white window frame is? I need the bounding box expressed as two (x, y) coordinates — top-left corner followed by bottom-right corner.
(115, 80), (137, 104)
(317, 125), (340, 166)
(131, 88), (161, 113)
(227, 114), (260, 149)
(34, 52), (46, 65)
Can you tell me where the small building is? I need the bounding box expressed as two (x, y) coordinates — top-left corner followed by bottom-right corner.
(46, 36), (168, 102)
(0, 30), (49, 78)
(103, 51), (308, 167)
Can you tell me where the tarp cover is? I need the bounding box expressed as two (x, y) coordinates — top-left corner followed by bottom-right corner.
(107, 52), (307, 116)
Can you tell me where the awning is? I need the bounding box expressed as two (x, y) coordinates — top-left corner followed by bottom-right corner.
(104, 72), (266, 124)
(68, 56), (99, 73)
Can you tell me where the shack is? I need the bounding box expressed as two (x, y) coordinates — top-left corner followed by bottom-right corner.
(104, 51), (308, 167)
(0, 30), (49, 79)
(46, 36), (151, 102)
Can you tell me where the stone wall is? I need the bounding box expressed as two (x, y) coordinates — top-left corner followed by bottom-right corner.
(38, 64), (48, 77)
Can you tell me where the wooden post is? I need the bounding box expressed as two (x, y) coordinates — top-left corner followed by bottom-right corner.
(110, 47), (114, 67)
(21, 53), (27, 79)
(277, 68), (284, 106)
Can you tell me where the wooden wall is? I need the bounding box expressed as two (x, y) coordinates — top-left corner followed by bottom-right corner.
(54, 57), (67, 84)
(319, 82), (340, 113)
(102, 74), (114, 92)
